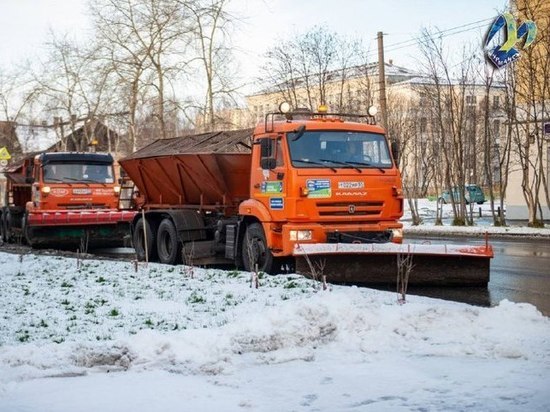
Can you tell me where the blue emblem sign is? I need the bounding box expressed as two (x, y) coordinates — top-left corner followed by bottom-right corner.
(485, 12), (537, 68)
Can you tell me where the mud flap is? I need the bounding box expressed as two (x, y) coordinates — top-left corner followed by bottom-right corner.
(294, 243), (493, 287)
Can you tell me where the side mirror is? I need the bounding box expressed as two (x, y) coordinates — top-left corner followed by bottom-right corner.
(259, 138), (272, 158)
(391, 141), (400, 165)
(260, 157), (277, 170)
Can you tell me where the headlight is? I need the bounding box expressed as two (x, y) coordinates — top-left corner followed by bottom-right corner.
(290, 230), (313, 241)
(391, 228), (403, 242)
(41, 186), (51, 194)
(114, 186), (121, 194)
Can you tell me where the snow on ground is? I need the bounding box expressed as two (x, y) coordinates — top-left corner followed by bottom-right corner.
(403, 199), (550, 238)
(1, 251), (549, 411)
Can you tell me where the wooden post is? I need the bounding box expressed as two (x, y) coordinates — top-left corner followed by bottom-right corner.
(142, 209), (149, 264)
(377, 31), (388, 131)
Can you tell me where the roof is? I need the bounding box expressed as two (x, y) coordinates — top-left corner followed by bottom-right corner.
(122, 129), (253, 160)
(40, 152), (114, 165)
(249, 62), (420, 97)
(394, 76), (506, 88)
(15, 125), (58, 152)
(6, 172), (27, 185)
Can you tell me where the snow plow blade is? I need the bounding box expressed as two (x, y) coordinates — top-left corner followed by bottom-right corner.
(294, 243), (493, 287)
(25, 210), (137, 249)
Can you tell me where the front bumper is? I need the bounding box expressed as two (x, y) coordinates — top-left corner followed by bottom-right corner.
(275, 222), (403, 256)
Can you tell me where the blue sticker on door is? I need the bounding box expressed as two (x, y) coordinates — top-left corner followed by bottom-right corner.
(270, 197), (284, 210)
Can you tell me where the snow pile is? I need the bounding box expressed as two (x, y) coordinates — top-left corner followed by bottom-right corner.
(402, 198), (550, 238)
(1, 251), (549, 411)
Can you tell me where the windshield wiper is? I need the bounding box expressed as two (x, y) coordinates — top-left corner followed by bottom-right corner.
(294, 159), (336, 172)
(80, 178), (106, 184)
(346, 161), (387, 173)
(319, 159), (362, 173)
(61, 177), (92, 186)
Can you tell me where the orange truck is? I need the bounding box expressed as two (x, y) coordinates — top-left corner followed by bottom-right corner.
(1, 152), (136, 248)
(119, 105), (492, 285)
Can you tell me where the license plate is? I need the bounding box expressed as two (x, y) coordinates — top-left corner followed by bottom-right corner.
(73, 188), (92, 195)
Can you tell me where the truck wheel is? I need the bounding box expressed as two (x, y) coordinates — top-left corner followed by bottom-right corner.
(3, 211), (13, 243)
(156, 218), (180, 265)
(242, 223), (276, 274)
(133, 218), (158, 261)
(0, 211), (5, 242)
(22, 214), (33, 246)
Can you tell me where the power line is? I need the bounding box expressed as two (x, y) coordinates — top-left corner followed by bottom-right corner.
(362, 17), (495, 61)
(382, 17), (494, 51)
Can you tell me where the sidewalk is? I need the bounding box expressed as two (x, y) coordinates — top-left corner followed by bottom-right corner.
(403, 198), (550, 239)
(403, 221), (550, 239)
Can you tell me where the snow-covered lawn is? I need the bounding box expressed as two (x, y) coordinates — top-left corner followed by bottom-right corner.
(403, 198), (550, 238)
(0, 251), (549, 411)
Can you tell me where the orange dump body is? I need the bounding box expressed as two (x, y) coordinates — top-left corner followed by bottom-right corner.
(118, 129), (253, 216)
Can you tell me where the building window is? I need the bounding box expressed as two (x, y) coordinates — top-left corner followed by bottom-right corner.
(492, 96), (500, 109)
(466, 95), (477, 105)
(493, 119), (500, 136)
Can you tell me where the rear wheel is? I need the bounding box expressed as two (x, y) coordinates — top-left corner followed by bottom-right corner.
(3, 211), (14, 243)
(156, 218), (180, 265)
(242, 223), (277, 274)
(0, 211), (5, 242)
(133, 217), (158, 261)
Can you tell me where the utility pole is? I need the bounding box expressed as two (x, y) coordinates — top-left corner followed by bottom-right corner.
(377, 31), (388, 132)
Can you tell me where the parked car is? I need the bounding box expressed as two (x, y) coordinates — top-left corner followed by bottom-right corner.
(438, 185), (485, 205)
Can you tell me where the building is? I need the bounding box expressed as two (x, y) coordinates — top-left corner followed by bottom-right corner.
(505, 0), (550, 221)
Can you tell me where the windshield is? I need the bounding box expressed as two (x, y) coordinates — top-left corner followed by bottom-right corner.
(43, 163), (114, 183)
(287, 130), (392, 169)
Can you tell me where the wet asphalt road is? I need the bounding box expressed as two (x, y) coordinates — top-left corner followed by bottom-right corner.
(404, 236), (550, 316)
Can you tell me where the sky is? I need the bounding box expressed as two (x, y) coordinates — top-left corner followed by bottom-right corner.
(0, 0), (508, 94)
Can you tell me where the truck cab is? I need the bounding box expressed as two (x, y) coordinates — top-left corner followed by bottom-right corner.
(239, 107), (404, 263)
(27, 152), (120, 212)
(1, 152), (134, 248)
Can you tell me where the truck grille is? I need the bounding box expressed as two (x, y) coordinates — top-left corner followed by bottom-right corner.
(316, 201), (384, 216)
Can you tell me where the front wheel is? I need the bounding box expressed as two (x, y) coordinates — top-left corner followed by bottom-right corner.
(156, 218), (180, 265)
(22, 213), (33, 246)
(242, 223), (276, 274)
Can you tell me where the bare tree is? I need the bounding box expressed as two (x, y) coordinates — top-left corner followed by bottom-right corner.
(261, 26), (363, 112)
(0, 66), (39, 124)
(91, 0), (154, 152)
(182, 0), (240, 131)
(91, 0), (188, 142)
(417, 29), (479, 225)
(31, 32), (113, 151)
(387, 91), (425, 225)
